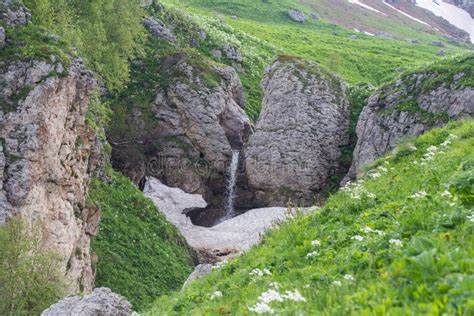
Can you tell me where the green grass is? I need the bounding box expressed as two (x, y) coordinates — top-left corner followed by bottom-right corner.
(89, 171), (194, 311)
(147, 119), (474, 315)
(159, 0), (469, 119)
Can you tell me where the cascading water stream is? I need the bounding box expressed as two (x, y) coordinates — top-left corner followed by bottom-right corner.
(225, 150), (240, 219)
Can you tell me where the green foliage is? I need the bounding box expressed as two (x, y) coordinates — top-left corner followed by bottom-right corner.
(147, 119), (474, 315)
(0, 219), (66, 316)
(89, 171), (194, 311)
(23, 0), (146, 91)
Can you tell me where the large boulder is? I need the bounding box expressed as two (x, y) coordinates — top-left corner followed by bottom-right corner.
(344, 57), (474, 182)
(288, 9), (305, 23)
(41, 288), (134, 316)
(243, 57), (350, 207)
(0, 55), (99, 292)
(112, 53), (252, 214)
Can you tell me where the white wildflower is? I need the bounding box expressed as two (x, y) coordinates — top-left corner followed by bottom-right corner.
(378, 166), (388, 173)
(282, 289), (306, 302)
(303, 284), (310, 289)
(333, 280), (342, 287)
(366, 192), (377, 199)
(248, 302), (275, 314)
(441, 190), (452, 198)
(210, 291), (222, 300)
(407, 144), (417, 151)
(411, 191), (427, 199)
(427, 145), (438, 152)
(306, 251), (318, 258)
(361, 227), (374, 233)
(351, 235), (364, 241)
(258, 289), (283, 303)
(467, 213), (474, 223)
(375, 230), (386, 236)
(269, 282), (281, 289)
(344, 274), (355, 282)
(250, 268), (272, 277)
(311, 240), (321, 247)
(370, 172), (382, 179)
(389, 239), (403, 247)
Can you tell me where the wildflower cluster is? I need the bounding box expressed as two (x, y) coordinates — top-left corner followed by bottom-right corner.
(250, 268), (272, 277)
(248, 288), (306, 314)
(210, 291), (222, 300)
(411, 191), (427, 199)
(342, 179), (376, 200)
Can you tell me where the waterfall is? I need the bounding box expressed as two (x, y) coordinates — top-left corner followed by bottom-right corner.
(225, 150), (240, 218)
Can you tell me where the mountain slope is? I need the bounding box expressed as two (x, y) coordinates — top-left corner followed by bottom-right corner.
(147, 119), (474, 315)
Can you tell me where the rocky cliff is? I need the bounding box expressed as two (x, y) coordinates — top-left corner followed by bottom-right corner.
(0, 1), (99, 292)
(243, 57), (350, 207)
(345, 56), (474, 182)
(111, 52), (252, 222)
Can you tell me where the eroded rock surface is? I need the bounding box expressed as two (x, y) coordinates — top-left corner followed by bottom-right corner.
(0, 57), (99, 292)
(144, 177), (309, 263)
(112, 53), (252, 215)
(288, 9), (305, 22)
(345, 67), (474, 182)
(41, 288), (134, 316)
(0, 0), (31, 26)
(144, 16), (176, 43)
(244, 57), (350, 207)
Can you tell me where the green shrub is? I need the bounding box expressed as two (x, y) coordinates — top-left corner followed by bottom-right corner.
(23, 0), (146, 91)
(89, 171), (194, 311)
(0, 219), (66, 316)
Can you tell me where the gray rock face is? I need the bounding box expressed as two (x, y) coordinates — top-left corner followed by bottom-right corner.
(112, 53), (252, 206)
(288, 9), (305, 22)
(0, 57), (99, 293)
(432, 41), (445, 47)
(0, 0), (31, 26)
(41, 288), (134, 316)
(0, 27), (5, 48)
(344, 70), (474, 182)
(144, 16), (176, 43)
(244, 57), (350, 207)
(183, 264), (214, 287)
(222, 44), (243, 62)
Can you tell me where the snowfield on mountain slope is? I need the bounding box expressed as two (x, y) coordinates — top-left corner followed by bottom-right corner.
(416, 0), (474, 43)
(347, 0), (386, 15)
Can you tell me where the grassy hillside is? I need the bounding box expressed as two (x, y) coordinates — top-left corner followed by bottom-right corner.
(147, 119), (474, 315)
(89, 172), (194, 311)
(161, 0), (470, 118)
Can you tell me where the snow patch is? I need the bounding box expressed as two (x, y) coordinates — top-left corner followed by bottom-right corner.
(348, 0), (387, 15)
(383, 1), (432, 27)
(416, 0), (474, 43)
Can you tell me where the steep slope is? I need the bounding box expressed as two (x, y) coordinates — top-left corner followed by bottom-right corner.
(345, 54), (474, 181)
(0, 1), (100, 293)
(148, 119), (474, 315)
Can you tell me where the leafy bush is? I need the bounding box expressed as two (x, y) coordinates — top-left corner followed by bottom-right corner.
(89, 171), (194, 311)
(0, 219), (66, 316)
(23, 0), (146, 91)
(147, 119), (474, 315)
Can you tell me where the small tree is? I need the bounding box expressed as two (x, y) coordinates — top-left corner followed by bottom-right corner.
(0, 218), (66, 315)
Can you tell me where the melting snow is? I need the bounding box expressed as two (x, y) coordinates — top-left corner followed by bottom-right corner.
(383, 1), (432, 27)
(415, 0), (474, 43)
(348, 0), (387, 15)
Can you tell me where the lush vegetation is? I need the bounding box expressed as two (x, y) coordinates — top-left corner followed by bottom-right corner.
(147, 119), (474, 315)
(22, 0), (145, 91)
(89, 171), (194, 311)
(0, 219), (66, 316)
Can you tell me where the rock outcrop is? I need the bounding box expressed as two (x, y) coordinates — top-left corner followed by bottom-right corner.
(112, 53), (252, 216)
(288, 9), (305, 23)
(144, 16), (176, 43)
(0, 53), (99, 292)
(0, 0), (31, 26)
(243, 57), (350, 207)
(345, 62), (474, 182)
(42, 288), (135, 316)
(144, 177), (309, 263)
